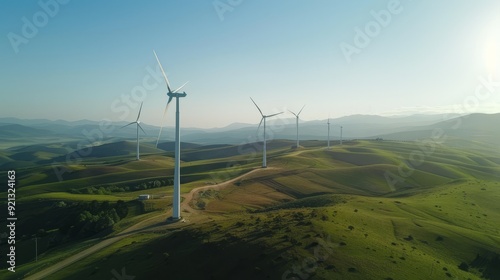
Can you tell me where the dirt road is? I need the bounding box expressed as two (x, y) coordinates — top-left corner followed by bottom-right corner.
(25, 167), (266, 280)
(181, 167), (268, 214)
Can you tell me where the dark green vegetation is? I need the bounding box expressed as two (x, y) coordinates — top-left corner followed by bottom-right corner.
(1, 115), (499, 279)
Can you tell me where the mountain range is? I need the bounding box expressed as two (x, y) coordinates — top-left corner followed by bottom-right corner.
(0, 113), (498, 149)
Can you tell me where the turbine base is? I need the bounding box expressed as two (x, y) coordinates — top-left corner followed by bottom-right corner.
(166, 216), (184, 224)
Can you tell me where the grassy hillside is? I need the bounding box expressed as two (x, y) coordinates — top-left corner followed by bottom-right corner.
(54, 141), (164, 159)
(157, 141), (203, 151)
(39, 180), (500, 280)
(200, 140), (500, 213)
(1, 138), (500, 279)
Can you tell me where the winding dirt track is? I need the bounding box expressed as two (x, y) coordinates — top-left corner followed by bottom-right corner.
(181, 168), (269, 214)
(25, 168), (267, 280)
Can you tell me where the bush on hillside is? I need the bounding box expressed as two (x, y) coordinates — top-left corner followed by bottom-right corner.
(59, 200), (129, 238)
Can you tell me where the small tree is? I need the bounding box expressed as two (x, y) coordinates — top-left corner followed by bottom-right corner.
(115, 200), (128, 219)
(110, 208), (120, 223)
(458, 262), (469, 271)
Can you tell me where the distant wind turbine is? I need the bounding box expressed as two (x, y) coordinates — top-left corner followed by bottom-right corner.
(121, 102), (146, 160)
(250, 97), (283, 168)
(340, 126), (343, 145)
(289, 105), (305, 148)
(154, 50), (188, 221)
(327, 118), (331, 149)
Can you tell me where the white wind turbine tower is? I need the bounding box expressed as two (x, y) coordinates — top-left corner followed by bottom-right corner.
(121, 102), (146, 160)
(250, 97), (283, 168)
(154, 50), (188, 221)
(327, 118), (331, 149)
(340, 126), (343, 145)
(289, 105), (305, 148)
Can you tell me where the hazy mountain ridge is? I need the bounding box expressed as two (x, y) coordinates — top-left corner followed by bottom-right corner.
(0, 124), (53, 138)
(1, 113), (497, 169)
(0, 113), (497, 147)
(374, 113), (500, 148)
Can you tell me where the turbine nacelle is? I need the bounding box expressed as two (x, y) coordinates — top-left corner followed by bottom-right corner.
(257, 112), (283, 132)
(121, 102), (146, 135)
(289, 105), (305, 119)
(167, 92), (187, 98)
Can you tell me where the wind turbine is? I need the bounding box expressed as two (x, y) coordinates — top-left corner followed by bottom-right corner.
(327, 118), (331, 149)
(250, 97), (283, 168)
(121, 102), (146, 160)
(340, 126), (343, 145)
(289, 105), (305, 148)
(154, 50), (188, 221)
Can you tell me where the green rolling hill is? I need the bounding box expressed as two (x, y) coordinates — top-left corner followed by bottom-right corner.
(1, 134), (500, 279)
(35, 181), (500, 280)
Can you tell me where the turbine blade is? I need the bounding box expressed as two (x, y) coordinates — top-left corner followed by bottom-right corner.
(121, 122), (135, 128)
(250, 97), (264, 117)
(266, 112), (283, 118)
(298, 105), (305, 116)
(288, 110), (298, 117)
(153, 50), (172, 92)
(173, 81), (189, 93)
(156, 103), (171, 147)
(167, 96), (174, 105)
(257, 117), (264, 132)
(136, 102), (143, 122)
(138, 123), (147, 135)
(156, 123), (164, 147)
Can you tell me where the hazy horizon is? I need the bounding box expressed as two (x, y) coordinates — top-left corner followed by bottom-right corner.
(2, 111), (492, 131)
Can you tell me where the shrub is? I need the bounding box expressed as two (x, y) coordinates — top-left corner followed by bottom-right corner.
(196, 200), (206, 210)
(458, 262), (469, 271)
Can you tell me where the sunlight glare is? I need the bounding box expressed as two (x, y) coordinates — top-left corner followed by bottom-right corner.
(484, 20), (500, 76)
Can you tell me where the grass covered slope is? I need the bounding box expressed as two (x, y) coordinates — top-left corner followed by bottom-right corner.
(198, 140), (500, 213)
(45, 180), (500, 280)
(2, 139), (500, 279)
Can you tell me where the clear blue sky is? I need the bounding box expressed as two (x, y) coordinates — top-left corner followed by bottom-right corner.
(1, 0), (499, 128)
